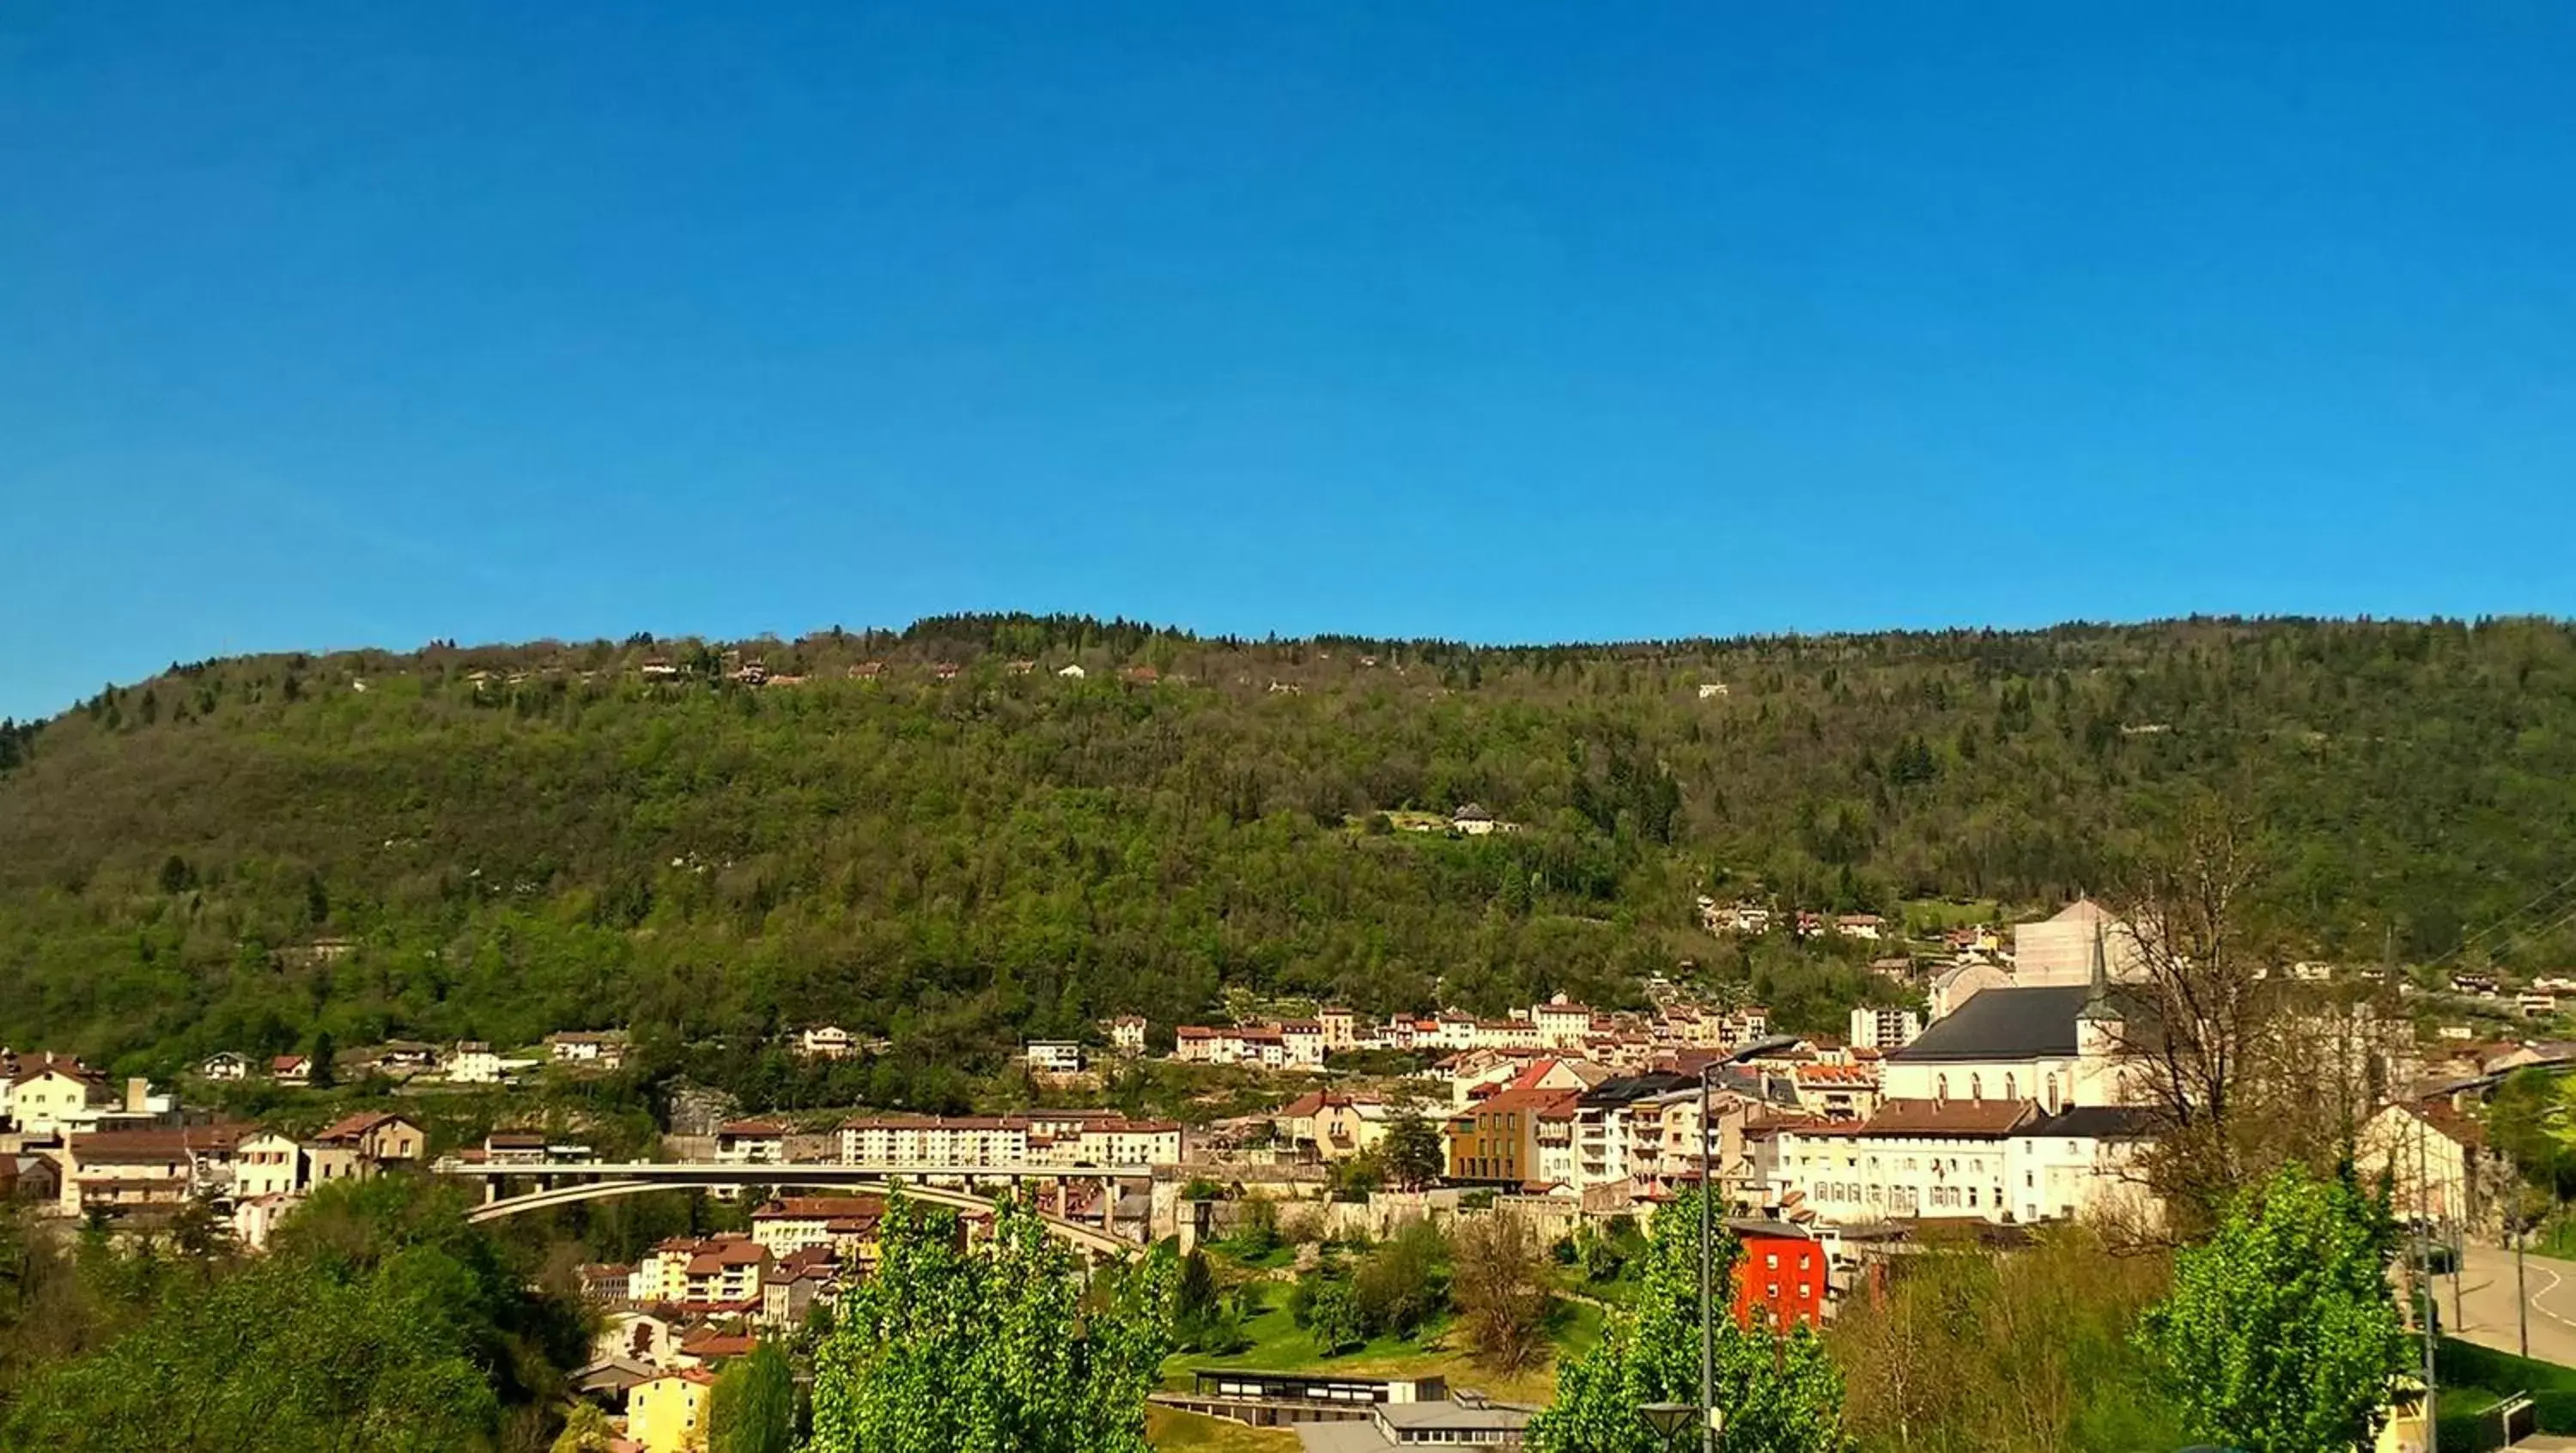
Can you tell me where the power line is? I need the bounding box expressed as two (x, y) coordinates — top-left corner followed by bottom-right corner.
(2417, 866), (2576, 975)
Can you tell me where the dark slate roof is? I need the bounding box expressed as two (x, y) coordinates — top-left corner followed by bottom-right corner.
(2017, 1105), (2163, 1140)
(1886, 985), (2094, 1063)
(1577, 1072), (1698, 1107)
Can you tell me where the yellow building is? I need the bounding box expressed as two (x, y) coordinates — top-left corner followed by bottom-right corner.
(627, 1369), (714, 1452)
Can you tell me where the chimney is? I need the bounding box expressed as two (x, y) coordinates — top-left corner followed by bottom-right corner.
(125, 1077), (150, 1115)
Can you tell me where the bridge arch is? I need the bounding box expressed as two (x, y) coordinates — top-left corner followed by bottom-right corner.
(463, 1176), (1133, 1256)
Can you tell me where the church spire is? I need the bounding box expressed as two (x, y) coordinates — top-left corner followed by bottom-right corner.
(2076, 921), (2120, 1022)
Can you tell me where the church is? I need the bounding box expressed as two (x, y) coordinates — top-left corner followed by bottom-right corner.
(1757, 927), (2163, 1227)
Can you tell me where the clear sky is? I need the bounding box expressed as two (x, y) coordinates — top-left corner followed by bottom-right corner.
(4, 3), (2573, 720)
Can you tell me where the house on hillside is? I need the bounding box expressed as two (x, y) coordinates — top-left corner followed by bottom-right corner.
(1056, 663), (1086, 679)
(1451, 803), (1496, 836)
(445, 1043), (502, 1084)
(270, 1054), (312, 1086)
(199, 1052), (250, 1082)
(799, 1025), (856, 1060)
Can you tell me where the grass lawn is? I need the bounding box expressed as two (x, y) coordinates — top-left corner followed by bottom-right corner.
(1165, 1274), (1584, 1411)
(1146, 1406), (1300, 1450)
(1900, 897), (2002, 933)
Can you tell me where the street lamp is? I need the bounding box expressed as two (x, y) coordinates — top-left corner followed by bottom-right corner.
(1639, 1401), (1722, 1449)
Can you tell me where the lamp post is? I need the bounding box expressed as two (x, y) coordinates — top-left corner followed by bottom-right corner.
(1699, 1061), (1716, 1453)
(1640, 1401), (1722, 1450)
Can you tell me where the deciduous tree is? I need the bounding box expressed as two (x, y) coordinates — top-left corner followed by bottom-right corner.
(2136, 1164), (2405, 1453)
(808, 1192), (1173, 1453)
(1529, 1189), (1846, 1453)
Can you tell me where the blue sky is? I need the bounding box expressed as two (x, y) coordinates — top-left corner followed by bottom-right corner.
(4, 3), (2573, 720)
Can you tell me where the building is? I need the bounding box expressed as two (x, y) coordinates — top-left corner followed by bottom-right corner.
(445, 1042), (503, 1084)
(1451, 803), (1497, 836)
(2355, 1103), (2490, 1225)
(1103, 1015), (1149, 1055)
(58, 1122), (256, 1219)
(799, 1024), (858, 1060)
(270, 1054), (312, 1086)
(544, 1030), (629, 1068)
(7, 1058), (116, 1139)
(234, 1131), (305, 1198)
(627, 1370), (716, 1453)
(1174, 1024), (1289, 1069)
(1076, 1118), (1185, 1166)
(1273, 1091), (1400, 1162)
(1293, 1395), (1535, 1450)
(2008, 1105), (2162, 1225)
(1022, 1041), (1087, 1075)
(1835, 915), (1886, 942)
(1279, 1021), (1329, 1068)
(839, 1115), (1030, 1167)
(1880, 958), (2133, 1115)
(1533, 997), (1595, 1051)
(1448, 1086), (1582, 1188)
(199, 1052), (251, 1082)
(231, 1190), (302, 1250)
(1731, 1219), (1829, 1330)
(1772, 1098), (2032, 1222)
(1848, 1006), (1923, 1052)
(481, 1129), (550, 1166)
(2012, 897), (2148, 985)
(635, 1234), (769, 1311)
(715, 1119), (789, 1165)
(311, 1111), (427, 1167)
(760, 1246), (839, 1328)
(751, 1195), (885, 1261)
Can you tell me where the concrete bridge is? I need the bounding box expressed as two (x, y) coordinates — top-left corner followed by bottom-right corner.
(434, 1159), (1158, 1254)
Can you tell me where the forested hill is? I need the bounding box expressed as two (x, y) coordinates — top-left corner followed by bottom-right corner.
(3, 613), (2574, 1080)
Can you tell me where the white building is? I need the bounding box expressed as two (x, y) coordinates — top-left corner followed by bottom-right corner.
(1279, 1022), (1328, 1068)
(1022, 1041), (1087, 1075)
(839, 1116), (1030, 1167)
(1103, 1016), (1149, 1056)
(799, 1025), (857, 1060)
(200, 1052), (251, 1082)
(715, 1120), (789, 1165)
(234, 1131), (306, 1198)
(2012, 898), (2147, 986)
(1848, 1006), (1923, 1051)
(1534, 998), (1595, 1051)
(446, 1042), (504, 1084)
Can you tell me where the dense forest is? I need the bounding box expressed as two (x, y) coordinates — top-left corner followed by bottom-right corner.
(3, 613), (2573, 1085)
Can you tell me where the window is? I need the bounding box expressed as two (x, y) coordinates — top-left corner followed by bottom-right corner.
(2004, 1074), (2016, 1102)
(1765, 1252), (1779, 1269)
(1936, 1074), (1948, 1102)
(1970, 1075), (1983, 1101)
(1968, 1187), (1979, 1207)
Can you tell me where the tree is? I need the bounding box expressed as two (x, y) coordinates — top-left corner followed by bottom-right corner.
(1528, 1189), (1846, 1453)
(1291, 1270), (1366, 1355)
(308, 1030), (337, 1091)
(550, 1402), (617, 1453)
(1351, 1219), (1449, 1341)
(1382, 1114), (1447, 1192)
(708, 1342), (794, 1453)
(2137, 1164), (2406, 1453)
(807, 1192), (1173, 1453)
(1451, 1212), (1552, 1371)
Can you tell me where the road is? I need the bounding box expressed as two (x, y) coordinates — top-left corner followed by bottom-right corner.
(2451, 1242), (2576, 1369)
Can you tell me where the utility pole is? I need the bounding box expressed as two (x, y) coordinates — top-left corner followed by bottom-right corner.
(2419, 1110), (2437, 1431)
(1699, 1062), (1716, 1453)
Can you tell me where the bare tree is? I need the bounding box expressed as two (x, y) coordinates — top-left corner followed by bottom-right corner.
(1449, 1212), (1552, 1371)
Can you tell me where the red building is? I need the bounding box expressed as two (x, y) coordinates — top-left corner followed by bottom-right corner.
(1729, 1219), (1828, 1331)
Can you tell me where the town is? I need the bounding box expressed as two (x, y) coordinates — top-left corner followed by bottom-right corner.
(3, 891), (2561, 1452)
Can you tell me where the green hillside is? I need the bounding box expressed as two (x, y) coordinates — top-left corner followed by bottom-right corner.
(3, 613), (2573, 1091)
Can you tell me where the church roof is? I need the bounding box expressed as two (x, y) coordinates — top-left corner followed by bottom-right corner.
(2018, 1105), (2162, 1140)
(1888, 985), (2095, 1063)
